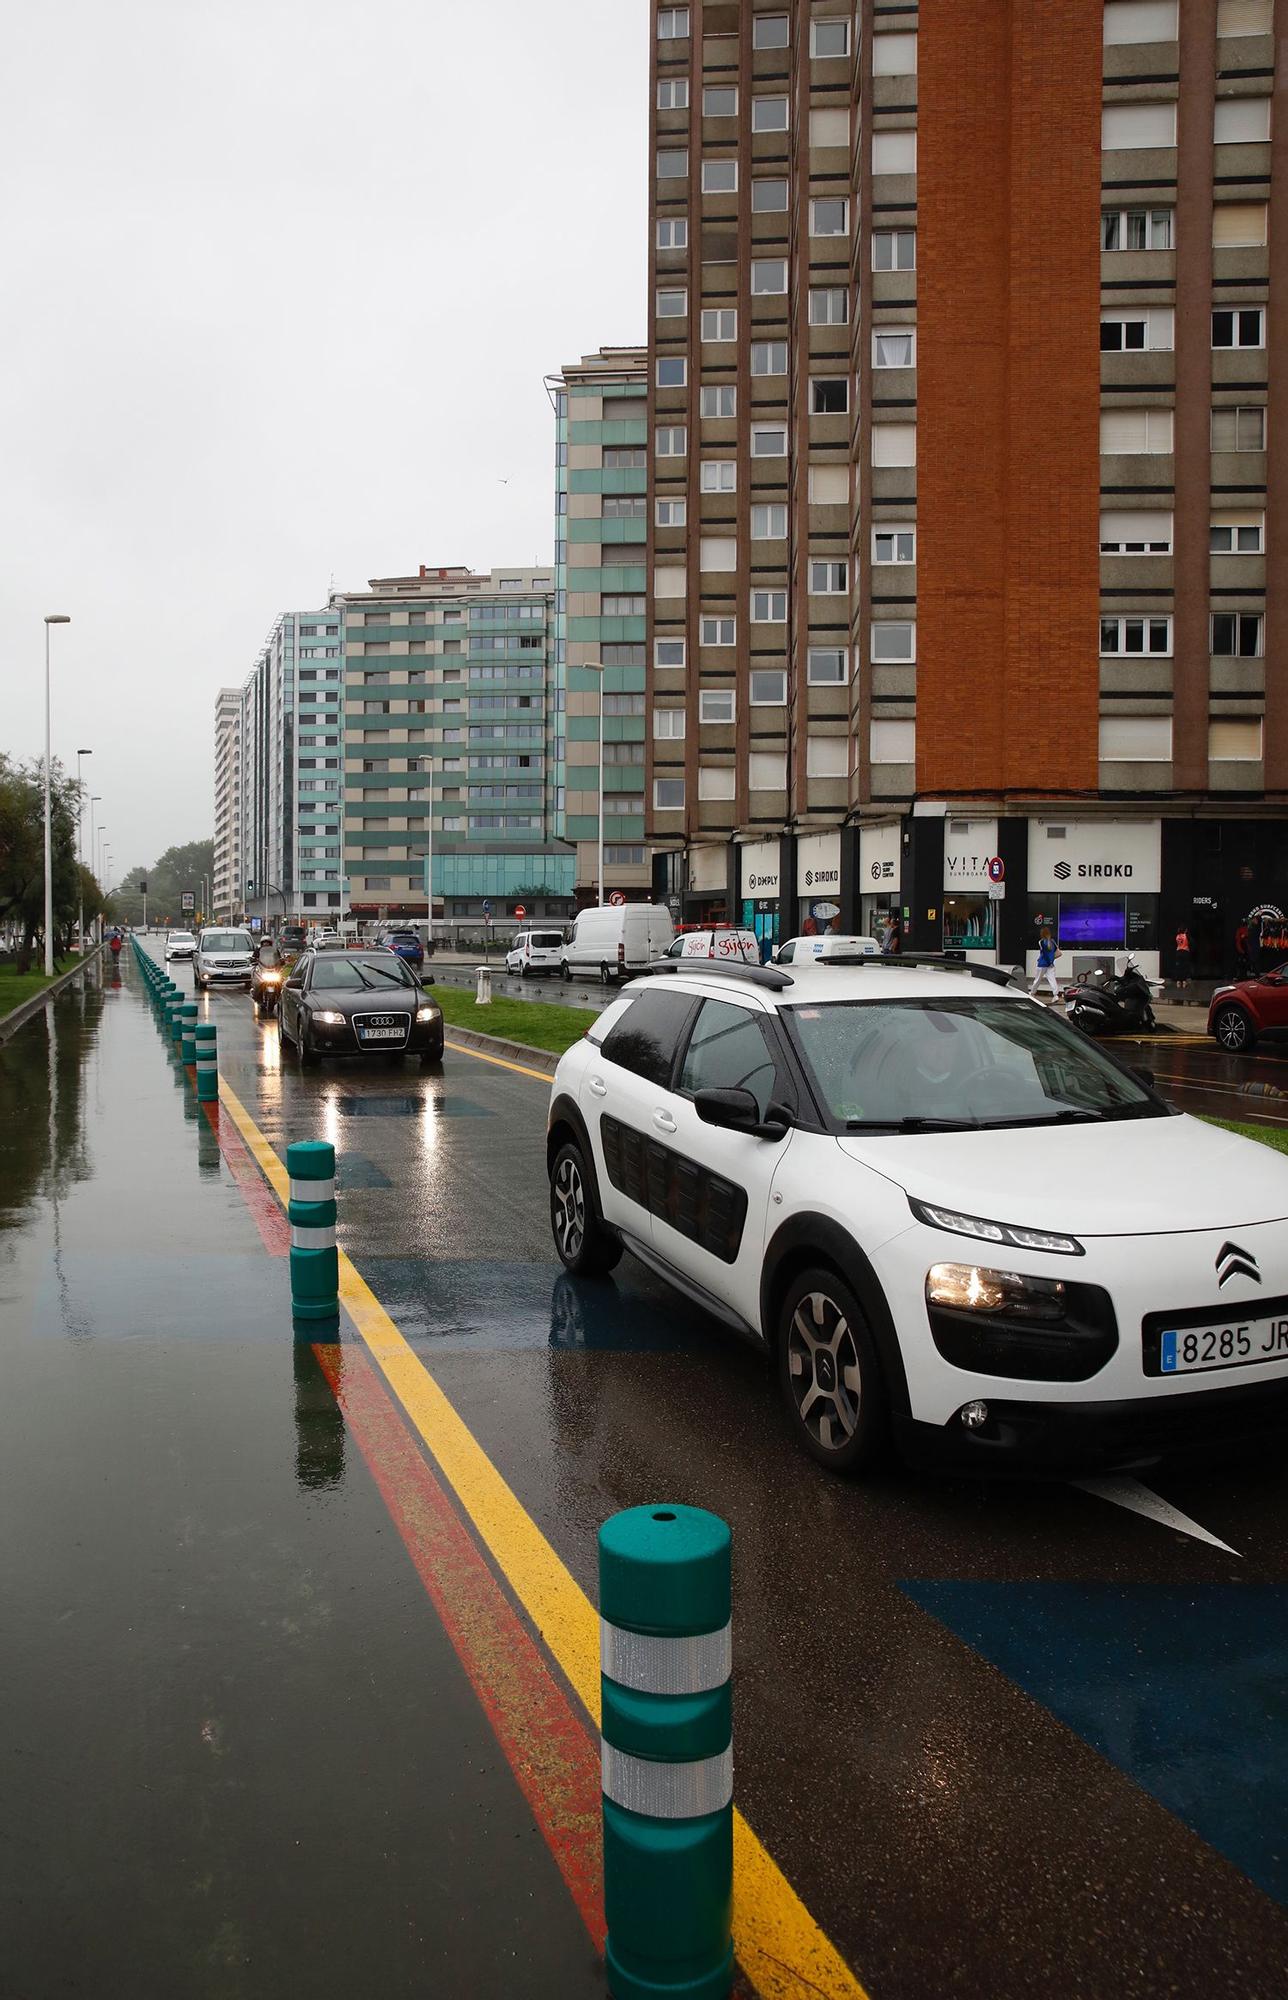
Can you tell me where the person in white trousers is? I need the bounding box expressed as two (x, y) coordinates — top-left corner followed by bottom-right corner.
(1030, 930), (1060, 1001)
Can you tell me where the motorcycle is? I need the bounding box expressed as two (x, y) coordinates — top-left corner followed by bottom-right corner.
(251, 961), (284, 1017)
(1064, 953), (1160, 1036)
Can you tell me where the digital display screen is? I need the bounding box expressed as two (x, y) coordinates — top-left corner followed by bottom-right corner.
(1058, 898), (1126, 947)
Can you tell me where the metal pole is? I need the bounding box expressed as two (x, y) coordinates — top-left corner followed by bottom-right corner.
(426, 762), (434, 952)
(88, 797), (100, 942)
(75, 749), (91, 952)
(598, 674), (605, 909)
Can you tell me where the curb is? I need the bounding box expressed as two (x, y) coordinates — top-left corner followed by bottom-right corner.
(0, 946), (107, 1044)
(442, 1023), (561, 1076)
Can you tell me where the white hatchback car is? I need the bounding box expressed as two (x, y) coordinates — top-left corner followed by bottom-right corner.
(164, 930), (197, 962)
(546, 955), (1288, 1475)
(506, 929), (566, 979)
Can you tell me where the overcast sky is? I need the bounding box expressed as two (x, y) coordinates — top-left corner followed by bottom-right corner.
(1, 0), (647, 881)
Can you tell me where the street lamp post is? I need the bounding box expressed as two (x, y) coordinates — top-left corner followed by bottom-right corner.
(75, 749), (92, 953)
(580, 660), (607, 906)
(42, 615), (71, 974)
(88, 797), (101, 942)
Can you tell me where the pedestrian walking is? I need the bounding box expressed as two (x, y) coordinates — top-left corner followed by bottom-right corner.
(1248, 915), (1263, 978)
(1173, 925), (1192, 1001)
(1235, 919), (1249, 980)
(1030, 929), (1061, 1001)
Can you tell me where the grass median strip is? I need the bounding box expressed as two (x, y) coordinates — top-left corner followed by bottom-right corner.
(1203, 1115), (1288, 1157)
(0, 955), (90, 1014)
(433, 982), (598, 1057)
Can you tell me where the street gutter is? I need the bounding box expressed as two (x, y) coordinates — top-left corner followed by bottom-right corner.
(0, 946), (107, 1044)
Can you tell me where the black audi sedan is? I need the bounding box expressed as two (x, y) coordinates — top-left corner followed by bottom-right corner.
(278, 950), (443, 1067)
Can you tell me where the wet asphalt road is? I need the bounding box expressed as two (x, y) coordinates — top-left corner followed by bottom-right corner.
(5, 945), (1288, 1999)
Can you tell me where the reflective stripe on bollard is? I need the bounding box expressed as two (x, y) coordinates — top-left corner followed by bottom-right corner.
(195, 1023), (218, 1103)
(287, 1140), (338, 1322)
(598, 1504), (734, 2000)
(180, 1003), (198, 1065)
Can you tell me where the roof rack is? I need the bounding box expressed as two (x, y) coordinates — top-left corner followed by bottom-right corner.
(642, 958), (795, 991)
(815, 951), (1022, 990)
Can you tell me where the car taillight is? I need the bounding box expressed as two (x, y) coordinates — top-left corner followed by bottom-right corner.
(618, 942), (626, 968)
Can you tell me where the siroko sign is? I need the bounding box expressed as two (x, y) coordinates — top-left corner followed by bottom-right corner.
(1029, 818), (1161, 894)
(797, 831), (840, 895)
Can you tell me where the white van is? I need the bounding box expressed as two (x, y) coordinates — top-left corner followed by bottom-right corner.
(505, 928), (566, 979)
(561, 903), (675, 984)
(775, 934), (881, 964)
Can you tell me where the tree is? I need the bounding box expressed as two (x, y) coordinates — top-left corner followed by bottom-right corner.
(111, 838), (214, 926)
(0, 754), (82, 970)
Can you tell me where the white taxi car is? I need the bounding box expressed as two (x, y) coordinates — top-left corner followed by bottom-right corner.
(546, 954), (1288, 1475)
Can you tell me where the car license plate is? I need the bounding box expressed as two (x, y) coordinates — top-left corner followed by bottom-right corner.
(1158, 1312), (1288, 1376)
(361, 1027), (404, 1041)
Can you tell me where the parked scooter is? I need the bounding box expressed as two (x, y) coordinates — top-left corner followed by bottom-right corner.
(1064, 953), (1160, 1036)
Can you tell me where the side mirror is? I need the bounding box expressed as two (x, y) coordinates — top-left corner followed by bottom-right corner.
(694, 1087), (791, 1141)
(422, 972), (435, 986)
(285, 975), (303, 990)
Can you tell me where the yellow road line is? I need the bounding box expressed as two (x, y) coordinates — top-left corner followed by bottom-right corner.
(217, 1072), (869, 2000)
(443, 1037), (554, 1084)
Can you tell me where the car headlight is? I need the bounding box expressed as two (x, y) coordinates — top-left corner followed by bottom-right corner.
(1211, 985), (1235, 1000)
(416, 1005), (439, 1023)
(910, 1197), (1084, 1257)
(927, 1263), (1067, 1320)
(313, 1009), (346, 1026)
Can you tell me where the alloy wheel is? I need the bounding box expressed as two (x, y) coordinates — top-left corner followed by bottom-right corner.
(786, 1290), (862, 1455)
(552, 1154), (586, 1260)
(1215, 1006), (1250, 1052)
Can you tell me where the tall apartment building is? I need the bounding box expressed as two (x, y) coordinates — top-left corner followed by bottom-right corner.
(212, 687), (242, 920)
(551, 346), (652, 902)
(647, 0), (1286, 978)
(338, 565), (574, 924)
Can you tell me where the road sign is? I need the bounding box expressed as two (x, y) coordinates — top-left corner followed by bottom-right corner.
(482, 900), (492, 918)
(987, 856), (1006, 884)
(609, 890), (626, 907)
(513, 903), (527, 920)
(181, 891), (195, 911)
(987, 883), (1006, 901)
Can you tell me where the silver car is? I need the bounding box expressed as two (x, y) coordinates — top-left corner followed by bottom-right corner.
(164, 929), (197, 962)
(193, 927), (255, 991)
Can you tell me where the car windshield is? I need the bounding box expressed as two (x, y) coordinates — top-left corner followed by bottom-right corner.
(311, 956), (414, 990)
(783, 996), (1164, 1131)
(202, 932), (250, 953)
(170, 933), (194, 943)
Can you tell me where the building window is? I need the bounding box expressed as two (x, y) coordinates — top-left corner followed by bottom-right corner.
(654, 707), (686, 739)
(701, 459), (736, 491)
(1214, 97), (1271, 143)
(753, 13), (788, 48)
(1211, 612), (1263, 656)
(656, 497), (687, 527)
(700, 384), (737, 418)
(701, 308), (737, 341)
(810, 560), (847, 594)
(1211, 405), (1265, 451)
(657, 7), (690, 38)
(603, 694), (646, 715)
(751, 258), (788, 294)
(657, 77), (689, 109)
(807, 647), (849, 685)
(698, 766), (736, 801)
(1102, 206), (1173, 250)
(1100, 309), (1173, 351)
(1212, 308), (1265, 349)
(1213, 201), (1268, 247)
(654, 777), (685, 809)
(700, 615), (735, 646)
(656, 287), (688, 317)
(811, 15), (851, 55)
(752, 96), (789, 133)
(701, 535), (737, 572)
(751, 504), (787, 539)
(656, 216), (689, 250)
(655, 637), (686, 668)
(1210, 513), (1264, 553)
(749, 670), (787, 705)
(702, 158), (738, 194)
(1103, 102), (1177, 148)
(870, 719), (914, 763)
(703, 84), (737, 116)
(1099, 715), (1172, 761)
(810, 197), (849, 237)
(748, 752), (787, 789)
(1210, 718), (1263, 761)
(872, 130), (916, 174)
(810, 287), (849, 326)
(872, 228), (915, 271)
(1099, 615), (1172, 654)
(751, 589), (787, 622)
(656, 426), (688, 456)
(871, 621), (915, 661)
(1100, 509), (1173, 553)
(1104, 0), (1179, 39)
(604, 494), (646, 520)
(603, 594), (647, 615)
(1100, 407), (1174, 453)
(699, 689), (735, 724)
(872, 423), (916, 466)
(657, 148), (689, 179)
(873, 526), (915, 564)
(604, 445), (647, 468)
(752, 178), (789, 212)
(751, 424), (787, 456)
(873, 30), (918, 72)
(751, 340), (788, 375)
(872, 329), (915, 368)
(806, 736), (848, 779)
(656, 355), (687, 387)
(605, 845), (647, 865)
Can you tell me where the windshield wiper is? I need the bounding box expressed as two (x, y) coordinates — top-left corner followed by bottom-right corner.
(845, 1116), (980, 1133)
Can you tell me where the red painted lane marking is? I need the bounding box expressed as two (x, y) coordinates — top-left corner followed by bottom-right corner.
(313, 1341), (607, 1950)
(200, 1100), (290, 1256)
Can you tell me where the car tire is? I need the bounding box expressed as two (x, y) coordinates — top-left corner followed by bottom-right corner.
(520, 964), (529, 980)
(299, 1028), (320, 1068)
(420, 1048), (443, 1070)
(599, 963), (612, 987)
(1213, 1004), (1255, 1053)
(775, 1266), (887, 1475)
(561, 962), (572, 982)
(549, 1140), (622, 1277)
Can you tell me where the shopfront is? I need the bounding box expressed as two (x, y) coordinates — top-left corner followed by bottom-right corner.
(1159, 818), (1288, 981)
(1027, 818), (1161, 981)
(739, 838), (782, 956)
(858, 820), (903, 941)
(942, 818), (999, 957)
(795, 831), (842, 935)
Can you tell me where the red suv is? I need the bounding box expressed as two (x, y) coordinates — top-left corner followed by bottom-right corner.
(1207, 968), (1288, 1052)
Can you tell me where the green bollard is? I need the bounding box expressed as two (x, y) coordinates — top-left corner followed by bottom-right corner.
(195, 1023), (218, 1103)
(169, 995), (185, 1046)
(288, 1140), (339, 1322)
(180, 1003), (198, 1065)
(598, 1505), (734, 2000)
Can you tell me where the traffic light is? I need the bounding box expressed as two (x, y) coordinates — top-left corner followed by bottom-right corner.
(139, 878), (148, 894)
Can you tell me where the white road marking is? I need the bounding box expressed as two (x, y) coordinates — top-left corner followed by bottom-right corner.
(1073, 1475), (1241, 1556)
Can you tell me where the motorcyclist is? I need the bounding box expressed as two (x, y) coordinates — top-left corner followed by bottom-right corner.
(257, 935), (282, 969)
